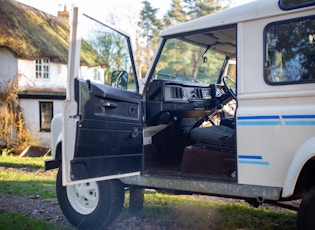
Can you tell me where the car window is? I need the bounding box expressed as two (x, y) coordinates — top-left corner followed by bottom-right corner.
(264, 16), (315, 85)
(152, 25), (237, 85)
(79, 14), (138, 92)
(279, 0), (315, 10)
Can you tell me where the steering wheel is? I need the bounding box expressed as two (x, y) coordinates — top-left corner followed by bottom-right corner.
(222, 75), (236, 100)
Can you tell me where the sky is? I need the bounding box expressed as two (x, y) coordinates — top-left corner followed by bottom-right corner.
(16, 0), (254, 39)
(16, 0), (254, 20)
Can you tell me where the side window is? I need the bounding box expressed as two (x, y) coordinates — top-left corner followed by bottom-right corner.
(79, 14), (138, 92)
(39, 102), (53, 132)
(279, 0), (315, 10)
(264, 16), (315, 85)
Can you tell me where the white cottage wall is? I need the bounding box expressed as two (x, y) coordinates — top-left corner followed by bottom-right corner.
(18, 59), (67, 89)
(19, 99), (64, 147)
(0, 48), (18, 85)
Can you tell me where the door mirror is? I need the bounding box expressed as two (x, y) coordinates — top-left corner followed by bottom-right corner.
(111, 70), (128, 90)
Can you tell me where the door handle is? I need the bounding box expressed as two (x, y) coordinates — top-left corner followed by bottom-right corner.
(101, 102), (118, 108)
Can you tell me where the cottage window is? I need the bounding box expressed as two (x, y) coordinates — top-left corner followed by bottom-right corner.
(39, 102), (53, 132)
(36, 58), (50, 79)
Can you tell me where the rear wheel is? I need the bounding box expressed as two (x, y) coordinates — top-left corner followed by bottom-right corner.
(56, 167), (124, 229)
(297, 186), (315, 230)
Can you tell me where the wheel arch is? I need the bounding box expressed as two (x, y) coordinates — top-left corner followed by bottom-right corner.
(51, 113), (63, 158)
(282, 136), (315, 198)
(44, 140), (62, 170)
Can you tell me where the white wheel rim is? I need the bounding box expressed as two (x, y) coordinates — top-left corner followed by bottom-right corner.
(66, 181), (99, 215)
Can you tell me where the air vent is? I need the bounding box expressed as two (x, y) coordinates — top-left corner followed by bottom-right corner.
(174, 87), (183, 98)
(196, 88), (203, 99)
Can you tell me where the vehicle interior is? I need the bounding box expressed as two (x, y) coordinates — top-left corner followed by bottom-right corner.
(75, 17), (237, 181)
(143, 25), (237, 181)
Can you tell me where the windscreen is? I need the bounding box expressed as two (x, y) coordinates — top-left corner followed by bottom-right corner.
(152, 25), (236, 85)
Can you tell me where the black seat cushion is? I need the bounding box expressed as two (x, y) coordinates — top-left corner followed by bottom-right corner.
(190, 125), (235, 146)
(220, 117), (234, 128)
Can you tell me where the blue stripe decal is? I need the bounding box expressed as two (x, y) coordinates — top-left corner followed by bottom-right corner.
(238, 155), (269, 166)
(237, 114), (315, 126)
(238, 160), (270, 166)
(238, 155), (262, 159)
(237, 121), (282, 126)
(237, 115), (280, 120)
(285, 121), (315, 126)
(282, 115), (315, 119)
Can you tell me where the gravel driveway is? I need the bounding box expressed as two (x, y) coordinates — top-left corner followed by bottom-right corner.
(0, 193), (182, 229)
(0, 192), (299, 230)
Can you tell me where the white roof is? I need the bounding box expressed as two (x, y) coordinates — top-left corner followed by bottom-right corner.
(161, 0), (312, 37)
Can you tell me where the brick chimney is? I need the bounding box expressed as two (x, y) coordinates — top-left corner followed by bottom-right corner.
(57, 5), (69, 23)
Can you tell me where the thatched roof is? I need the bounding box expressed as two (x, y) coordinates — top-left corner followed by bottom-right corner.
(0, 0), (100, 65)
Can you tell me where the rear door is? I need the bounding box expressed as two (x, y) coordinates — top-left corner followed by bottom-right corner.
(62, 9), (143, 185)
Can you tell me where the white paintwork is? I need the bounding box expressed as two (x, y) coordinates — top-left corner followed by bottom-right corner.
(282, 137), (315, 197)
(160, 0), (312, 37)
(234, 6), (315, 194)
(50, 113), (63, 158)
(62, 6), (80, 185)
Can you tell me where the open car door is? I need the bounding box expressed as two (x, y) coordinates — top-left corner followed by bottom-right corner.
(62, 8), (142, 185)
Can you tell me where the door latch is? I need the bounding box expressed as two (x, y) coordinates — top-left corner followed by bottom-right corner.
(131, 127), (139, 138)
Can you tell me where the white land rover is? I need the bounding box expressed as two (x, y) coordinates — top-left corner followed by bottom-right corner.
(45, 0), (315, 229)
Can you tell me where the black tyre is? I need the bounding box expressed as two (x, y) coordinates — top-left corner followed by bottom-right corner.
(56, 167), (125, 229)
(297, 186), (315, 230)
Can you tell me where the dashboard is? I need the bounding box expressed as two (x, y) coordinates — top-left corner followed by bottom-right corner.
(147, 80), (212, 102)
(164, 84), (211, 101)
(146, 80), (217, 125)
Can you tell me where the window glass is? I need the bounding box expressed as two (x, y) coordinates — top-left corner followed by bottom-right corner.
(35, 59), (42, 78)
(79, 14), (138, 92)
(152, 25), (237, 85)
(39, 102), (53, 132)
(153, 38), (226, 84)
(35, 58), (50, 79)
(42, 58), (50, 79)
(265, 16), (315, 84)
(225, 60), (236, 82)
(279, 0), (315, 10)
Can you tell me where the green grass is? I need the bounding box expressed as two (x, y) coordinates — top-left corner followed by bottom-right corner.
(128, 192), (297, 230)
(0, 155), (50, 169)
(0, 211), (68, 230)
(0, 155), (297, 230)
(0, 155), (57, 199)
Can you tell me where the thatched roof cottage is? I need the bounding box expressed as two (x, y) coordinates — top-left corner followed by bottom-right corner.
(0, 0), (102, 147)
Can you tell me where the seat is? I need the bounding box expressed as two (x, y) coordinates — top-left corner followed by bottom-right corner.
(190, 125), (235, 147)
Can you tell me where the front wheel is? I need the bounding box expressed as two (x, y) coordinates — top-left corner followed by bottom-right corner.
(56, 167), (125, 229)
(297, 186), (315, 229)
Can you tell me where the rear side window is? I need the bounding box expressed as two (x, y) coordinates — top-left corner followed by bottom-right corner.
(264, 16), (315, 85)
(279, 0), (315, 10)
